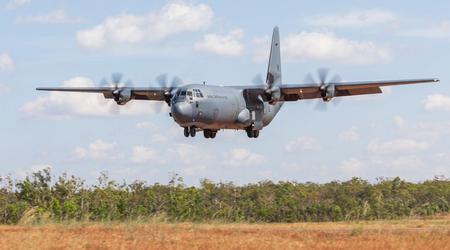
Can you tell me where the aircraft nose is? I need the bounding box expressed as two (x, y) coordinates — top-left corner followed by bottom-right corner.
(172, 102), (193, 123)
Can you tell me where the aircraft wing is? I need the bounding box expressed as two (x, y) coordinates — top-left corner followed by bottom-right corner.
(278, 78), (439, 101)
(36, 87), (171, 101)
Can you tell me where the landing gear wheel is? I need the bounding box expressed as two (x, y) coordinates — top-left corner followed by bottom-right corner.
(246, 129), (254, 138)
(210, 131), (217, 139)
(190, 126), (196, 137)
(246, 128), (259, 138)
(183, 127), (189, 137)
(203, 130), (211, 138)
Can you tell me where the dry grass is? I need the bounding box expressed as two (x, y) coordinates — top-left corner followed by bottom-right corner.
(0, 217), (449, 250)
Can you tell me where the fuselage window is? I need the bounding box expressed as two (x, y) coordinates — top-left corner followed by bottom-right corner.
(180, 91), (186, 96)
(187, 91), (193, 97)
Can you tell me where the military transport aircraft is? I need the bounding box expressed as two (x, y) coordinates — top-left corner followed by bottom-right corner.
(37, 27), (439, 139)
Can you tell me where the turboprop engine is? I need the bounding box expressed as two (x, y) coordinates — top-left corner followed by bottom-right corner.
(265, 86), (281, 104)
(113, 88), (132, 105)
(320, 84), (336, 102)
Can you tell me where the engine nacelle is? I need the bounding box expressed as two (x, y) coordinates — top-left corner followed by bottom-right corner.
(320, 84), (336, 102)
(266, 86), (281, 105)
(113, 88), (132, 105)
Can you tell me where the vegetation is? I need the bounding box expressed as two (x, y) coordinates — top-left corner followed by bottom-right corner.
(0, 169), (449, 224)
(1, 219), (450, 249)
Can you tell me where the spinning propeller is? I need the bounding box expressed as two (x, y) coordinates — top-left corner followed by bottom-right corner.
(304, 68), (342, 111)
(154, 74), (185, 113)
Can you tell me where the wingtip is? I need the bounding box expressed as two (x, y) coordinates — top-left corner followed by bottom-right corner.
(433, 78), (440, 83)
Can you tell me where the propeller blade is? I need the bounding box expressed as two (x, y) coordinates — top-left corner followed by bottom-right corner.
(315, 100), (328, 111)
(111, 72), (123, 85)
(172, 76), (184, 87)
(252, 74), (265, 85)
(156, 74), (168, 87)
(318, 68), (329, 85)
(125, 80), (133, 88)
(330, 74), (342, 84)
(304, 73), (317, 85)
(100, 77), (109, 87)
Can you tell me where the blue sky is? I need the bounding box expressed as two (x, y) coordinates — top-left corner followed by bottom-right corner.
(1, 0), (450, 185)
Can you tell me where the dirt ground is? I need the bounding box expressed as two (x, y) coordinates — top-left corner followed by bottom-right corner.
(0, 218), (449, 250)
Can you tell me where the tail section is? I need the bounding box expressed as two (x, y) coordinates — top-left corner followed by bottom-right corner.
(266, 26), (282, 87)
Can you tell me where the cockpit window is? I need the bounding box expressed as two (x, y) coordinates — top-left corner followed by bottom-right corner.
(193, 89), (204, 98)
(180, 91), (186, 96)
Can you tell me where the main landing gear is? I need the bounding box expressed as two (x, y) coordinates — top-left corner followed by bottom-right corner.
(203, 129), (217, 139)
(184, 126), (197, 137)
(184, 127), (217, 139)
(246, 128), (260, 138)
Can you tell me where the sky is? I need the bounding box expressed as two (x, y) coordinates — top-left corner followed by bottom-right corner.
(1, 0), (450, 185)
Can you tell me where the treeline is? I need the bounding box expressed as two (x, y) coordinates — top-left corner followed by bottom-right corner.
(0, 169), (449, 224)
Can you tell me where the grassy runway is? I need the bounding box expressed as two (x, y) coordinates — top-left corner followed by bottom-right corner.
(0, 217), (449, 249)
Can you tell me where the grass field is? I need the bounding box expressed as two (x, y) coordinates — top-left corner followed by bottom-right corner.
(0, 217), (449, 249)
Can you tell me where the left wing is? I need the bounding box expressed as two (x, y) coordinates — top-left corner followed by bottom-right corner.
(36, 87), (171, 102)
(278, 78), (439, 101)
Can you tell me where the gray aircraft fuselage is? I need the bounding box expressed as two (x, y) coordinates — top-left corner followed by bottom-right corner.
(171, 84), (283, 131)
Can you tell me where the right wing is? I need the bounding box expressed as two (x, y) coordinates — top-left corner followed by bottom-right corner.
(36, 87), (171, 101)
(279, 78), (439, 101)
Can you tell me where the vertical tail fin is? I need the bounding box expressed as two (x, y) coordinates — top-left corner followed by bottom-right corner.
(266, 26), (282, 87)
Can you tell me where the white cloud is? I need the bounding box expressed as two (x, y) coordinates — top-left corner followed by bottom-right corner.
(131, 146), (161, 164)
(21, 76), (158, 119)
(285, 136), (321, 153)
(136, 121), (158, 130)
(175, 143), (211, 165)
(393, 116), (406, 128)
(195, 29), (245, 56)
(390, 155), (425, 171)
(282, 32), (391, 65)
(76, 2), (214, 49)
(6, 0), (30, 10)
(393, 116), (450, 141)
(75, 140), (119, 160)
(339, 158), (365, 177)
(0, 53), (14, 72)
(402, 21), (450, 39)
(338, 127), (360, 142)
(252, 36), (270, 62)
(307, 9), (397, 28)
(181, 165), (208, 176)
(368, 139), (430, 155)
(15, 164), (52, 179)
(17, 10), (83, 24)
(424, 94), (450, 111)
(223, 148), (265, 167)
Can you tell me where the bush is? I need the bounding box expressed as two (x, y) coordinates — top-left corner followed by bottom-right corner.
(0, 169), (449, 224)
